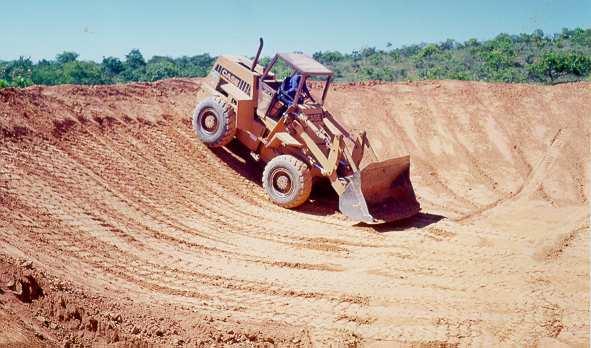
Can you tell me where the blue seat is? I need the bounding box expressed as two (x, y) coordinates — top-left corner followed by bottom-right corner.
(278, 74), (302, 106)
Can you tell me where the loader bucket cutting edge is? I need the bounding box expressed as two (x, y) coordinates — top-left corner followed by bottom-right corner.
(338, 156), (420, 223)
(338, 172), (376, 223)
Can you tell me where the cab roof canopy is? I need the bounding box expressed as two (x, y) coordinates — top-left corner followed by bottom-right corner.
(277, 52), (333, 76)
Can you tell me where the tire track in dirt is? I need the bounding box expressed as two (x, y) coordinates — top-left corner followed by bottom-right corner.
(0, 79), (588, 346)
(0, 156), (360, 327)
(0, 129), (568, 343)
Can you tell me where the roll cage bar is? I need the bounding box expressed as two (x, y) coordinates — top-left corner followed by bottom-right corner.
(261, 53), (333, 106)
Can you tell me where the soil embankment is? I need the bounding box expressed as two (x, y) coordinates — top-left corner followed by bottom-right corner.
(0, 79), (589, 346)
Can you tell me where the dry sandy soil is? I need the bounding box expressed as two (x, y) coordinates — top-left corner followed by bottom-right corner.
(0, 78), (589, 347)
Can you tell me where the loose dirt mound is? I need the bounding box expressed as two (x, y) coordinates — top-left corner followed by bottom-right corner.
(0, 79), (589, 346)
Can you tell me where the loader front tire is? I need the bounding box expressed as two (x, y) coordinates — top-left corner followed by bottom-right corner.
(262, 155), (312, 208)
(192, 96), (236, 147)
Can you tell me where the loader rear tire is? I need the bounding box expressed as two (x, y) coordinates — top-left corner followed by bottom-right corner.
(192, 96), (236, 147)
(263, 155), (312, 209)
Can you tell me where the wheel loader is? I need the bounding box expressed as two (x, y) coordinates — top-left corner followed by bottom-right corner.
(192, 38), (420, 223)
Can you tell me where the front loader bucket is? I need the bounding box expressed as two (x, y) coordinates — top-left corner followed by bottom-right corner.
(339, 172), (374, 223)
(338, 156), (420, 223)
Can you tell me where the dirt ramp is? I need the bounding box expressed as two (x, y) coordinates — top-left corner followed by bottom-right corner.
(0, 79), (588, 346)
(0, 79), (200, 141)
(326, 80), (590, 217)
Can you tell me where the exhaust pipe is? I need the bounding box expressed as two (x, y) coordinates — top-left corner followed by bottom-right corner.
(251, 37), (264, 71)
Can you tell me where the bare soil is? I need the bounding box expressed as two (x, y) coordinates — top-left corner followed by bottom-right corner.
(0, 79), (589, 346)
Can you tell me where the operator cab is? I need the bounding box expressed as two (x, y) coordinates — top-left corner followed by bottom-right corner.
(257, 53), (333, 119)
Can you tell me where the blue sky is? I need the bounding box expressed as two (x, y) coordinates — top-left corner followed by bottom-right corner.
(2, 0), (590, 61)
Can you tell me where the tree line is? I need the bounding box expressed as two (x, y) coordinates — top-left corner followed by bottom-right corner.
(0, 49), (215, 88)
(1, 27), (589, 89)
(313, 27), (591, 84)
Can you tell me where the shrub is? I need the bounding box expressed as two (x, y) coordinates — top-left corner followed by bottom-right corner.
(529, 51), (591, 83)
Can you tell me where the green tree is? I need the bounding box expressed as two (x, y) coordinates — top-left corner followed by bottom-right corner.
(62, 61), (104, 84)
(529, 51), (591, 83)
(531, 29), (548, 48)
(398, 44), (422, 57)
(1, 27), (589, 87)
(464, 38), (480, 47)
(145, 60), (179, 81)
(125, 49), (146, 69)
(102, 57), (125, 75)
(417, 44), (441, 59)
(12, 76), (33, 88)
(571, 28), (591, 46)
(119, 68), (145, 82)
(3, 57), (33, 86)
(172, 54), (214, 77)
(56, 51), (79, 65)
(313, 51), (345, 63)
(482, 49), (514, 70)
(259, 56), (291, 79)
(0, 62), (7, 79)
(31, 61), (64, 85)
(477, 34), (521, 81)
(439, 39), (457, 50)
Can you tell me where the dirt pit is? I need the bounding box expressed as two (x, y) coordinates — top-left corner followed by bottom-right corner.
(0, 79), (589, 346)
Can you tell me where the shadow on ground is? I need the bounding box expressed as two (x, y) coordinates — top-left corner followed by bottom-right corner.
(210, 140), (263, 184)
(366, 212), (446, 233)
(210, 140), (444, 229)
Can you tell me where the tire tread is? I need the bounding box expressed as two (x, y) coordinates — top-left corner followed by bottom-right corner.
(192, 95), (236, 147)
(262, 155), (312, 208)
